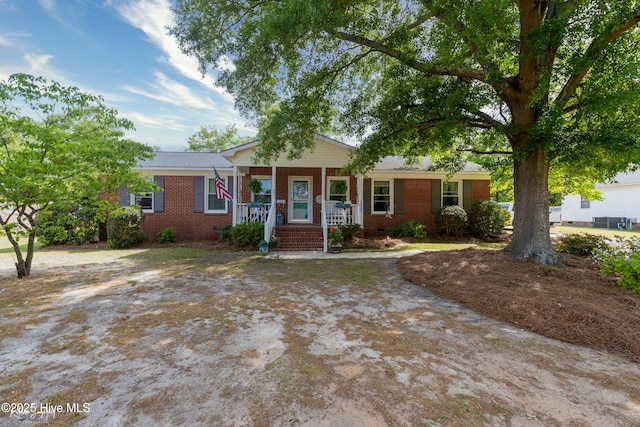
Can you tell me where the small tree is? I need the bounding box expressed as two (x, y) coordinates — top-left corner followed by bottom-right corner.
(185, 124), (252, 152)
(0, 74), (155, 278)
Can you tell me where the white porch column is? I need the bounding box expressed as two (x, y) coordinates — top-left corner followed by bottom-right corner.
(321, 167), (326, 202)
(232, 165), (238, 226)
(271, 165), (276, 200)
(357, 174), (364, 225)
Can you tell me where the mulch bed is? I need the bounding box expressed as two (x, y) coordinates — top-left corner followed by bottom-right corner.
(397, 248), (640, 363)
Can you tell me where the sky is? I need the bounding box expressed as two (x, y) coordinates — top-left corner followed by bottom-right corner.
(0, 0), (256, 152)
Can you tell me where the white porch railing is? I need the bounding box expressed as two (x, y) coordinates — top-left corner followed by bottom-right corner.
(324, 203), (359, 227)
(235, 203), (272, 224)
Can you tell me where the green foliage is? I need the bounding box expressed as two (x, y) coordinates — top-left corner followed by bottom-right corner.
(468, 200), (505, 238)
(185, 124), (251, 152)
(557, 233), (609, 256)
(390, 220), (427, 239)
(0, 73), (155, 277)
(36, 202), (100, 245)
(157, 227), (176, 244)
(593, 237), (640, 293)
(230, 222), (264, 247)
(170, 0), (640, 263)
(435, 206), (468, 237)
(499, 208), (512, 226)
(328, 227), (344, 246)
(107, 207), (147, 249)
(339, 223), (361, 241)
(218, 224), (233, 242)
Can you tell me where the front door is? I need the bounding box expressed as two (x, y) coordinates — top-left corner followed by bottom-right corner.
(289, 177), (312, 223)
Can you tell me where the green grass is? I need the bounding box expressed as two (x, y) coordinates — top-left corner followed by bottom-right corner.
(553, 225), (640, 238)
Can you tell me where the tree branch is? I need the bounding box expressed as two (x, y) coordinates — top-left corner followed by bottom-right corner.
(555, 6), (640, 107)
(327, 29), (493, 84)
(457, 147), (513, 155)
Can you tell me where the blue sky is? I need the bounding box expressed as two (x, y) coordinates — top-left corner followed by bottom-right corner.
(0, 0), (256, 151)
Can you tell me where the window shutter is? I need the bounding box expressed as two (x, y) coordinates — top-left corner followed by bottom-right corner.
(227, 178), (234, 213)
(394, 179), (404, 214)
(431, 179), (441, 214)
(194, 176), (204, 213)
(363, 178), (372, 214)
(154, 176), (165, 213)
(118, 185), (129, 207)
(463, 180), (473, 210)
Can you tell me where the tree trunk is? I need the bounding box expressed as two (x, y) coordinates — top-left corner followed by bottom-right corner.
(5, 229), (32, 278)
(504, 142), (561, 265)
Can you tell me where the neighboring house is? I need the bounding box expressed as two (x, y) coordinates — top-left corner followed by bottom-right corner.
(561, 169), (640, 230)
(123, 135), (490, 251)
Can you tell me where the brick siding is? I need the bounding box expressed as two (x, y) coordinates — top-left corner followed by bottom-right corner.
(142, 176), (232, 241)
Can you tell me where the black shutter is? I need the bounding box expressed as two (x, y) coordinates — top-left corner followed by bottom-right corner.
(118, 185), (129, 207)
(194, 176), (204, 213)
(431, 179), (441, 214)
(154, 176), (165, 213)
(394, 179), (404, 214)
(363, 178), (372, 214)
(463, 180), (473, 211)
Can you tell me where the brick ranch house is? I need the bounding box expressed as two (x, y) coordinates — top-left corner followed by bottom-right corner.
(120, 135), (490, 251)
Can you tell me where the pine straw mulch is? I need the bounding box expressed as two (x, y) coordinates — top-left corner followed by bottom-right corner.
(397, 248), (640, 364)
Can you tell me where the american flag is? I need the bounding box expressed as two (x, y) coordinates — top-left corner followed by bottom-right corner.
(213, 166), (232, 201)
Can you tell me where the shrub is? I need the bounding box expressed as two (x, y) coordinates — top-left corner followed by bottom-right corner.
(435, 206), (468, 237)
(218, 224), (233, 242)
(557, 233), (608, 256)
(37, 202), (100, 245)
(340, 223), (361, 241)
(390, 219), (427, 239)
(468, 200), (505, 238)
(107, 206), (147, 249)
(593, 237), (640, 293)
(230, 222), (264, 247)
(157, 227), (176, 243)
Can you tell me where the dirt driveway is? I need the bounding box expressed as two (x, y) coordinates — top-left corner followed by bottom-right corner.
(1, 247), (639, 426)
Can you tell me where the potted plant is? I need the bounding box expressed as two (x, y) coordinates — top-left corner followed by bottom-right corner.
(269, 236), (280, 249)
(247, 178), (263, 195)
(333, 180), (348, 197)
(328, 227), (344, 253)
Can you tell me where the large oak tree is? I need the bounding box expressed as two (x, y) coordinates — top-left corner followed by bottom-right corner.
(170, 0), (640, 264)
(0, 74), (155, 278)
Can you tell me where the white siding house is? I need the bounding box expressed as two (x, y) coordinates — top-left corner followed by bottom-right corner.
(561, 169), (640, 229)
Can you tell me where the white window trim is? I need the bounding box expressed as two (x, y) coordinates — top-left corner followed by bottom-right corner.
(130, 176), (154, 213)
(205, 175), (229, 214)
(250, 176), (273, 203)
(326, 177), (350, 202)
(372, 179), (393, 214)
(442, 180), (463, 207)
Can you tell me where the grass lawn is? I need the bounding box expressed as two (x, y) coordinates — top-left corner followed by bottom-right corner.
(1, 235), (639, 425)
(553, 224), (640, 238)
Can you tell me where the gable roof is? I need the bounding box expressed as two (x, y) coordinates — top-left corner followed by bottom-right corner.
(374, 156), (484, 172)
(134, 152), (232, 171)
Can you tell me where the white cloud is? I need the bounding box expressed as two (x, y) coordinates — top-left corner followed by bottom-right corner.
(0, 35), (12, 47)
(122, 70), (223, 111)
(113, 0), (234, 102)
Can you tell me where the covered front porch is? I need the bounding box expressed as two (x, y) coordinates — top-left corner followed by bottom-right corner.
(231, 166), (363, 252)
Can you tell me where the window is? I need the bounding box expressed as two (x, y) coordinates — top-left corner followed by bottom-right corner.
(252, 178), (272, 204)
(328, 178), (349, 202)
(373, 180), (391, 213)
(581, 196), (590, 209)
(130, 177), (154, 213)
(206, 176), (228, 212)
(442, 181), (460, 206)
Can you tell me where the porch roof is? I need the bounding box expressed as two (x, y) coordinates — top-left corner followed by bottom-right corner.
(374, 156), (484, 172)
